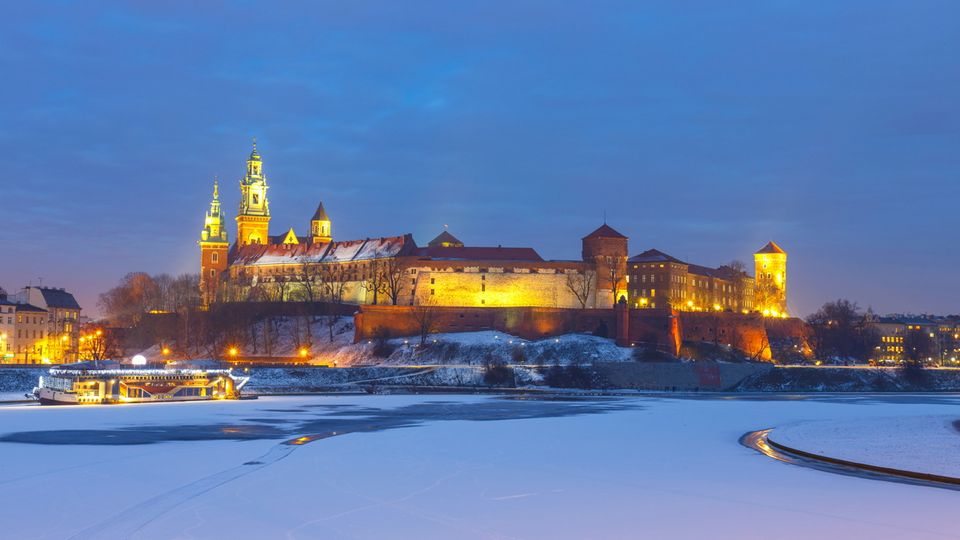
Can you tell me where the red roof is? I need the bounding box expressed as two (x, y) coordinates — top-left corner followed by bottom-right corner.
(414, 246), (543, 262)
(755, 241), (786, 255)
(583, 224), (627, 240)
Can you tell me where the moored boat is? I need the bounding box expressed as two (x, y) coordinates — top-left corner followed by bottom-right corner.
(32, 360), (249, 405)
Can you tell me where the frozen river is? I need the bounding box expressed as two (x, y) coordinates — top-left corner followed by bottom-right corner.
(0, 393), (957, 539)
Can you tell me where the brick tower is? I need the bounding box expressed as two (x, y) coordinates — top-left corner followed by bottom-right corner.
(199, 180), (230, 306)
(754, 241), (787, 316)
(582, 223), (629, 308)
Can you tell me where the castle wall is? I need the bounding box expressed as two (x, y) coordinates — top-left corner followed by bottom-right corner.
(410, 265), (597, 309)
(355, 305), (615, 342)
(679, 311), (779, 360)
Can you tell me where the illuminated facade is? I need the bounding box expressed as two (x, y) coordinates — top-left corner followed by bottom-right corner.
(754, 241), (788, 316)
(0, 286), (82, 364)
(870, 316), (960, 365)
(627, 250), (755, 312)
(199, 181), (230, 305)
(200, 144), (785, 313)
(235, 142), (271, 246)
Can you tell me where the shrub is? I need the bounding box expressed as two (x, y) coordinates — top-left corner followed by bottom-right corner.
(483, 360), (514, 386)
(543, 363), (596, 389)
(511, 345), (526, 364)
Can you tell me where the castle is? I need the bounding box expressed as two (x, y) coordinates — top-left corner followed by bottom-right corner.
(200, 144), (789, 316)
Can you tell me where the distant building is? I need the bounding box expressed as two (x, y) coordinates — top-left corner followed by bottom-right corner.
(0, 288), (15, 361)
(0, 286), (82, 364)
(869, 315), (960, 365)
(199, 143), (788, 314)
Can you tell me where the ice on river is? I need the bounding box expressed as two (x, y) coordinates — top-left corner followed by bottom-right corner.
(0, 393), (958, 539)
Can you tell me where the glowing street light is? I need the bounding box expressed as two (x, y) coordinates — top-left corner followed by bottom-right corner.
(298, 347), (309, 358)
(228, 347), (239, 358)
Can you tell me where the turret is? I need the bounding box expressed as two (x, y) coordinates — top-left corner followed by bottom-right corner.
(199, 180), (230, 306)
(236, 139), (271, 246)
(754, 241), (787, 316)
(310, 201), (332, 243)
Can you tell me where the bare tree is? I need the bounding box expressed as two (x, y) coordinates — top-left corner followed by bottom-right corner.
(605, 257), (626, 306)
(78, 325), (120, 361)
(321, 264), (349, 342)
(98, 272), (160, 327)
(724, 260), (750, 312)
(382, 258), (408, 306)
(413, 298), (440, 346)
(294, 264), (326, 303)
(362, 259), (388, 305)
(903, 328), (937, 367)
(271, 275), (293, 302)
(565, 269), (595, 309)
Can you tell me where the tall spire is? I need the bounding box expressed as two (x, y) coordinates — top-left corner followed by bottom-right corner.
(200, 178), (228, 243)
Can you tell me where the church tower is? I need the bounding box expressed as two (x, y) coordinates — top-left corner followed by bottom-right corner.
(310, 201), (332, 243)
(236, 140), (271, 246)
(754, 241), (788, 316)
(199, 180), (230, 306)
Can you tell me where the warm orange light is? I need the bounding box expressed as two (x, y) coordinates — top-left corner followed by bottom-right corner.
(228, 347), (239, 357)
(161, 347), (171, 356)
(299, 348), (309, 358)
(95, 329), (103, 337)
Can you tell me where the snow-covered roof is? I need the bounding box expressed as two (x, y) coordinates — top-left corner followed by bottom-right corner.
(231, 234), (416, 266)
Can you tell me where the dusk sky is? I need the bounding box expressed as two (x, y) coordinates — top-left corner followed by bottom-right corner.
(2, 1), (957, 317)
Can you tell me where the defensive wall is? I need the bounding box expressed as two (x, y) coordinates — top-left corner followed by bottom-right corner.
(353, 304), (809, 360)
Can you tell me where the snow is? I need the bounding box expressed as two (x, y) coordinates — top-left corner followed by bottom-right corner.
(769, 415), (960, 477)
(0, 394), (959, 539)
(131, 317), (635, 368)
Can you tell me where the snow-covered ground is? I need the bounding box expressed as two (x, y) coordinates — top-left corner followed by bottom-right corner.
(1, 394), (959, 539)
(770, 415), (960, 478)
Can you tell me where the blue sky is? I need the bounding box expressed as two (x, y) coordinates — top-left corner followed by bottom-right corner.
(1, 1), (957, 316)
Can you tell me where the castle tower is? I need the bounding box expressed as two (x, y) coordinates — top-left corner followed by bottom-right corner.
(582, 224), (628, 308)
(310, 201), (332, 244)
(754, 241), (787, 316)
(236, 140), (271, 246)
(199, 180), (230, 306)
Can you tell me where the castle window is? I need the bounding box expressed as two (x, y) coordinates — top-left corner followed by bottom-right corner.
(212, 253), (219, 263)
(430, 289), (435, 295)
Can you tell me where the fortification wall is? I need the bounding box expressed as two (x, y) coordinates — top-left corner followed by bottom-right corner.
(355, 305), (615, 342)
(410, 268), (595, 309)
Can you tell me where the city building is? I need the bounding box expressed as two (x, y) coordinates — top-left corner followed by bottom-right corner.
(0, 286), (82, 364)
(870, 315), (960, 365)
(0, 288), (15, 361)
(200, 144), (787, 314)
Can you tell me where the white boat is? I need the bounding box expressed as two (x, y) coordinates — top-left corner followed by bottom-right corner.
(32, 360), (250, 405)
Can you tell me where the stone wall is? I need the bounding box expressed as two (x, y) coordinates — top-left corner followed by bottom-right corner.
(410, 267), (595, 309)
(355, 305), (616, 342)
